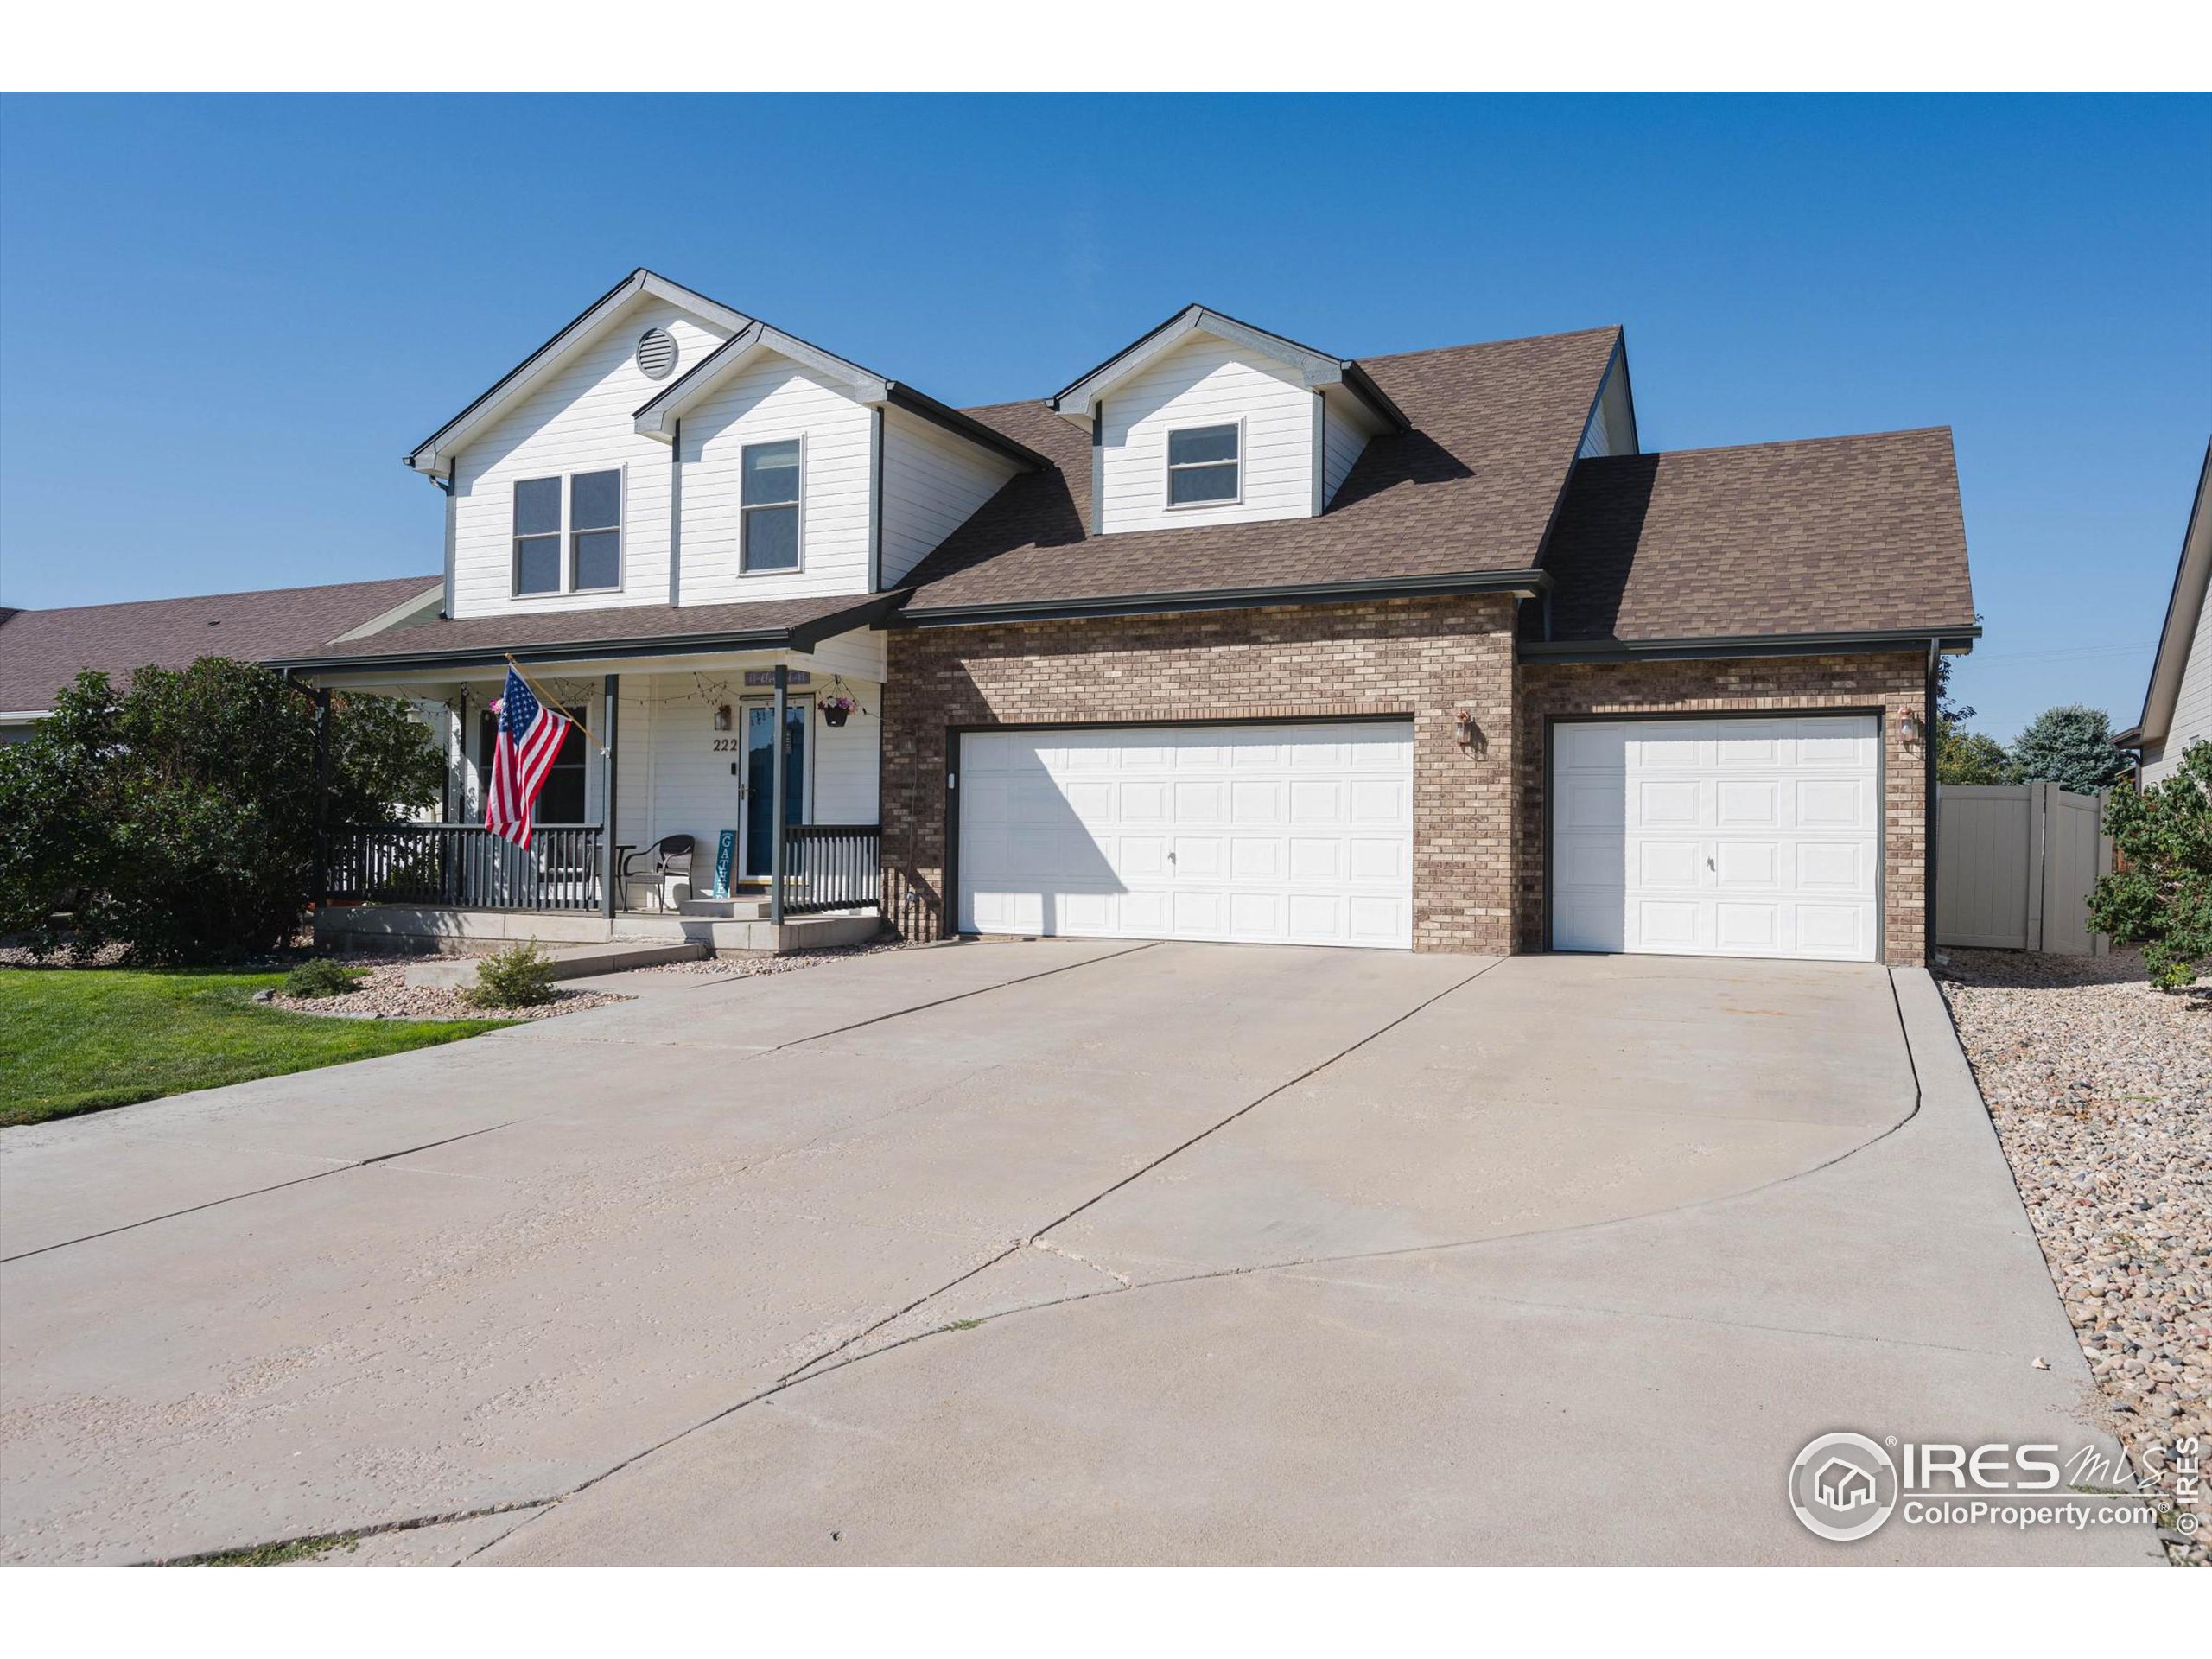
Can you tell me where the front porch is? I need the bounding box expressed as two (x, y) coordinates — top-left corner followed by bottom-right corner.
(293, 621), (888, 956)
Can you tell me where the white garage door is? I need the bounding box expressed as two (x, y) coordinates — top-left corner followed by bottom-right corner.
(1551, 715), (1882, 962)
(957, 722), (1413, 948)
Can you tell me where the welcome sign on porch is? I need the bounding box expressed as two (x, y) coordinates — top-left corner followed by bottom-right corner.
(711, 830), (736, 899)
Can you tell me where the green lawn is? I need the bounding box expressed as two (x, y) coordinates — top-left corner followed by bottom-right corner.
(0, 966), (511, 1128)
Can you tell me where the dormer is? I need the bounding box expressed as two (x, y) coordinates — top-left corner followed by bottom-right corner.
(1049, 305), (1407, 536)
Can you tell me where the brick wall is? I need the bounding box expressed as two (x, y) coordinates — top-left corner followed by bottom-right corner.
(880, 596), (1521, 951)
(1514, 652), (1932, 965)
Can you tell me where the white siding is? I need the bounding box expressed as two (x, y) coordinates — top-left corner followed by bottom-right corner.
(1577, 353), (1637, 459)
(677, 351), (875, 604)
(611, 671), (882, 870)
(1098, 334), (1317, 534)
(2143, 596), (2211, 784)
(879, 406), (1021, 587)
(448, 297), (733, 619)
(1319, 385), (1382, 508)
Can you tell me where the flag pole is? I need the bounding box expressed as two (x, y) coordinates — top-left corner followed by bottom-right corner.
(503, 654), (611, 756)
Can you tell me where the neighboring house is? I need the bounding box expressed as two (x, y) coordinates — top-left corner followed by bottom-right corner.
(2115, 439), (2212, 785)
(239, 268), (1972, 963)
(0, 575), (445, 742)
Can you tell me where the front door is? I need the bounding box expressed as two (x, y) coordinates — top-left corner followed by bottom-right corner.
(740, 697), (809, 879)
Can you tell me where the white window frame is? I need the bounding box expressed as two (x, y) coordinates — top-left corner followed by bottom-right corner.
(739, 435), (807, 576)
(512, 467), (626, 598)
(512, 475), (565, 597)
(1163, 418), (1243, 511)
(569, 467), (625, 595)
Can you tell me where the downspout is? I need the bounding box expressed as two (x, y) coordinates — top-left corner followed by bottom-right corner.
(1925, 638), (1941, 964)
(668, 418), (683, 607)
(868, 406), (885, 592)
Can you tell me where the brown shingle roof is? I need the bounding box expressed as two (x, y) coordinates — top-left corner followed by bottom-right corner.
(0, 575), (442, 714)
(268, 592), (891, 671)
(903, 327), (1623, 612)
(1540, 428), (1976, 644)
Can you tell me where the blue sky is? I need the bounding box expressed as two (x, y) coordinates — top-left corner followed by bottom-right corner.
(1, 94), (2205, 741)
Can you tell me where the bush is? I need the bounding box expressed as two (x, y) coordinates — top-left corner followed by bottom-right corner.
(283, 957), (363, 999)
(464, 941), (559, 1008)
(2088, 740), (2212, 992)
(0, 658), (442, 963)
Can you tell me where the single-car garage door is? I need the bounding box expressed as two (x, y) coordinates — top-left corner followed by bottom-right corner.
(957, 721), (1413, 948)
(1550, 715), (1882, 962)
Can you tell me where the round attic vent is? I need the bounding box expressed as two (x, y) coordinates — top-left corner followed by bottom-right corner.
(635, 327), (678, 379)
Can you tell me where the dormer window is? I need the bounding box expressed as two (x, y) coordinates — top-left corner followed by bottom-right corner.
(1166, 423), (1241, 507)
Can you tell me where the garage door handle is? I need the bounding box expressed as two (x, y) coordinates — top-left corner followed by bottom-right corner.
(1706, 855), (1715, 870)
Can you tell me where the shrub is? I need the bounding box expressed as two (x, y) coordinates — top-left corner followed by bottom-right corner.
(283, 957), (362, 999)
(1938, 721), (2011, 785)
(464, 941), (559, 1008)
(0, 659), (442, 963)
(2088, 740), (2212, 992)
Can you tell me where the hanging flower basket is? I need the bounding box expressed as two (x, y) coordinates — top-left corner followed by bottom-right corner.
(820, 694), (856, 728)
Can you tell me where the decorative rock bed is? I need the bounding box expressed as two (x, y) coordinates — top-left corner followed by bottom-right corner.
(1937, 946), (2209, 1565)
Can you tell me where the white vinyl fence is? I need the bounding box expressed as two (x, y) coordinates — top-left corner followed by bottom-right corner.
(1936, 782), (2113, 955)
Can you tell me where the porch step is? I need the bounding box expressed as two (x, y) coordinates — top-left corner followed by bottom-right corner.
(404, 938), (707, 990)
(614, 910), (887, 954)
(675, 898), (772, 919)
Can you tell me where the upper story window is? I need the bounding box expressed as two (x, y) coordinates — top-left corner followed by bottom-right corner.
(512, 470), (621, 596)
(1166, 422), (1241, 507)
(741, 439), (803, 573)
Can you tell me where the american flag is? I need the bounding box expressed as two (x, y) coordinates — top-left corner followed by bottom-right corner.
(484, 666), (570, 849)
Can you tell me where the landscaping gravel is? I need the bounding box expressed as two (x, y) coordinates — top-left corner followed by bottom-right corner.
(1937, 946), (2209, 1564)
(629, 938), (906, 979)
(268, 957), (627, 1022)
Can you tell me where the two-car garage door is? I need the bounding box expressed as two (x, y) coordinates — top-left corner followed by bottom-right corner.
(957, 721), (1413, 949)
(951, 712), (1883, 962)
(1550, 715), (1883, 962)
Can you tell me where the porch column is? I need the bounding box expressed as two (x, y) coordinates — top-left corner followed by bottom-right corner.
(770, 663), (787, 925)
(601, 672), (619, 920)
(309, 685), (333, 913)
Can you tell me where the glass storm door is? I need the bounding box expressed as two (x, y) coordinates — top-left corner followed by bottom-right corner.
(741, 699), (808, 878)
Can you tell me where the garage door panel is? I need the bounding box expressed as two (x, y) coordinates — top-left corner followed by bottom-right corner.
(1551, 715), (1879, 963)
(1637, 779), (1700, 827)
(958, 721), (1413, 949)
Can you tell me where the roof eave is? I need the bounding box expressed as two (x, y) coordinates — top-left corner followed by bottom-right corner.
(2130, 436), (2212, 747)
(268, 595), (900, 677)
(1520, 625), (1982, 666)
(893, 569), (1551, 630)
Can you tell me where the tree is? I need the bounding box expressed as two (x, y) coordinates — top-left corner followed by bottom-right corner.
(0, 658), (441, 962)
(1939, 725), (2012, 785)
(2088, 740), (2212, 991)
(2005, 704), (2133, 794)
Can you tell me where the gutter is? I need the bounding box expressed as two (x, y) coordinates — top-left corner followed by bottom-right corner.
(1517, 625), (1981, 665)
(266, 594), (902, 676)
(890, 569), (1552, 629)
(881, 385), (1052, 470)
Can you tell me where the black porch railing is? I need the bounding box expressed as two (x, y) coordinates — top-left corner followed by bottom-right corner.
(321, 823), (604, 912)
(776, 824), (881, 917)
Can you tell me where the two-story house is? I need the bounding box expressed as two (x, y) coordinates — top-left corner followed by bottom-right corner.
(280, 269), (1976, 963)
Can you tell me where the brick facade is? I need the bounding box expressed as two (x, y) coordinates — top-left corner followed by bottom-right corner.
(880, 596), (1520, 952)
(1515, 652), (1932, 965)
(880, 608), (1933, 967)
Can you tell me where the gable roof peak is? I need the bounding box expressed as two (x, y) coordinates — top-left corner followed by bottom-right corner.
(1049, 302), (1407, 432)
(405, 268), (751, 478)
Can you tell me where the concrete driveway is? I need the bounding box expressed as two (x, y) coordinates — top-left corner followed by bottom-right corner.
(0, 942), (2156, 1565)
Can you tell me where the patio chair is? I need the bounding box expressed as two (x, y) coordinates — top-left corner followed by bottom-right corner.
(620, 834), (696, 912)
